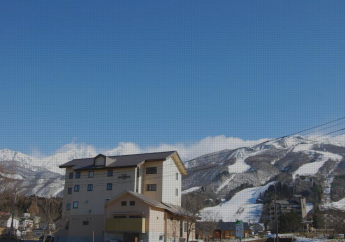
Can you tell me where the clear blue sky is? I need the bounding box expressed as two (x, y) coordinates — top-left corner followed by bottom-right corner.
(1, 1), (345, 155)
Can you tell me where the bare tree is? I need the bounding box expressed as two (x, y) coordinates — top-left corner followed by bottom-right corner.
(326, 209), (345, 239)
(197, 211), (219, 241)
(38, 196), (68, 242)
(181, 194), (204, 242)
(166, 216), (180, 242)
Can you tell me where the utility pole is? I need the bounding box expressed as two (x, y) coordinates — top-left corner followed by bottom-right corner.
(274, 183), (279, 242)
(9, 190), (18, 242)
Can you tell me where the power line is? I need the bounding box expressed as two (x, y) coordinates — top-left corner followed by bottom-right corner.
(313, 127), (345, 139)
(283, 116), (345, 137)
(304, 120), (345, 136)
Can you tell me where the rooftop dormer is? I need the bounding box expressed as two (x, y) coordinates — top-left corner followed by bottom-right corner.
(94, 154), (116, 167)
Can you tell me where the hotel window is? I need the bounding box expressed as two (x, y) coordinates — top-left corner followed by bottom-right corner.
(68, 188), (72, 194)
(73, 201), (78, 209)
(74, 185), (79, 192)
(130, 201), (135, 206)
(69, 172), (73, 179)
(146, 184), (157, 191)
(146, 167), (157, 174)
(88, 171), (94, 178)
(66, 203), (71, 210)
(87, 184), (93, 191)
(176, 188), (178, 196)
(107, 183), (112, 190)
(75, 172), (81, 178)
(121, 201), (127, 206)
(176, 173), (178, 180)
(107, 170), (113, 177)
(83, 221), (89, 225)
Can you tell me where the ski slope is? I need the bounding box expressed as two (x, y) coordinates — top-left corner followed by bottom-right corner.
(182, 186), (201, 195)
(293, 151), (342, 179)
(200, 182), (275, 223)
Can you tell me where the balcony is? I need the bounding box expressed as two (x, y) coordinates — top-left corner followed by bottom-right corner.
(105, 218), (146, 233)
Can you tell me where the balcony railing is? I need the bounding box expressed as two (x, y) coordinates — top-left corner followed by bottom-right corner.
(105, 218), (146, 233)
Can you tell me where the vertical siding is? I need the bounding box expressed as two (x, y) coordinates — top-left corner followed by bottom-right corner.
(162, 158), (182, 206)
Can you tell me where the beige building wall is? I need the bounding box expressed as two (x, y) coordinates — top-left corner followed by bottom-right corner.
(104, 193), (151, 231)
(142, 161), (164, 202)
(61, 167), (137, 240)
(162, 157), (182, 206)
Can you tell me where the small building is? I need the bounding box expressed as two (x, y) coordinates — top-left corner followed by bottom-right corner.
(104, 190), (193, 242)
(19, 217), (34, 232)
(196, 221), (250, 239)
(251, 223), (265, 235)
(0, 212), (19, 230)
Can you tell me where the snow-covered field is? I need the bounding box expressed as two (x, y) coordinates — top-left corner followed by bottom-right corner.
(182, 186), (201, 194)
(321, 197), (345, 211)
(293, 151), (342, 179)
(200, 182), (275, 223)
(227, 148), (263, 174)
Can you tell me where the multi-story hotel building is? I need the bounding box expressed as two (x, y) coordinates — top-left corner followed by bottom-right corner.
(268, 195), (307, 221)
(56, 151), (192, 242)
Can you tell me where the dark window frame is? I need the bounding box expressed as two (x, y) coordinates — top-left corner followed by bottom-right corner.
(69, 172), (73, 179)
(83, 221), (89, 225)
(146, 184), (157, 191)
(176, 188), (178, 196)
(146, 167), (157, 174)
(176, 172), (178, 180)
(130, 201), (135, 206)
(68, 188), (72, 194)
(107, 170), (113, 177)
(121, 201), (127, 206)
(73, 201), (78, 209)
(87, 184), (93, 191)
(66, 203), (71, 210)
(74, 185), (79, 192)
(88, 171), (94, 178)
(75, 172), (81, 179)
(107, 183), (112, 190)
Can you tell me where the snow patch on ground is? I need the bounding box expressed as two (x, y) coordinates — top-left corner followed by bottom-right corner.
(293, 143), (314, 152)
(293, 151), (342, 179)
(200, 182), (275, 223)
(0, 171), (24, 180)
(306, 203), (313, 214)
(321, 197), (345, 211)
(182, 186), (201, 195)
(227, 148), (264, 174)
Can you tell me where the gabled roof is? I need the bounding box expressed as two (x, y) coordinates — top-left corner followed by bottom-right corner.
(105, 190), (187, 216)
(59, 151), (187, 174)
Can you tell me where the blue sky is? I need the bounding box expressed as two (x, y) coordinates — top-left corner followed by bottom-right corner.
(1, 1), (345, 156)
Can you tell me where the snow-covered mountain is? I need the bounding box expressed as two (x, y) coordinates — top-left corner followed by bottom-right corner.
(1, 135), (345, 205)
(183, 135), (345, 221)
(0, 145), (97, 197)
